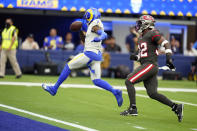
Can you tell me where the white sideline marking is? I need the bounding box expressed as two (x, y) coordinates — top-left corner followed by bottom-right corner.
(191, 128), (197, 131)
(0, 104), (98, 131)
(0, 81), (197, 93)
(0, 81), (197, 106)
(133, 126), (146, 130)
(122, 91), (197, 107)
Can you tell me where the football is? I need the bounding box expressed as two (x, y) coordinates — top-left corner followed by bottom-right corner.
(70, 21), (82, 32)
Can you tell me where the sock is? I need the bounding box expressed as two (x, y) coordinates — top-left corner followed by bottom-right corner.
(93, 79), (116, 94)
(125, 79), (136, 108)
(53, 64), (71, 91)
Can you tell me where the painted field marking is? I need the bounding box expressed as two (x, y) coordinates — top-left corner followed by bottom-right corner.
(0, 81), (197, 107)
(0, 104), (98, 131)
(122, 91), (197, 107)
(133, 126), (146, 130)
(191, 128), (197, 131)
(0, 81), (197, 93)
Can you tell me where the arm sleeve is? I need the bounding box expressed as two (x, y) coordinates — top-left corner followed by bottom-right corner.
(81, 20), (88, 32)
(91, 19), (107, 40)
(96, 29), (107, 40)
(151, 30), (162, 44)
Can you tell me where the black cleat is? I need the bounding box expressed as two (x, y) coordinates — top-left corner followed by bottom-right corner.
(16, 74), (22, 79)
(120, 107), (138, 116)
(172, 104), (184, 122)
(0, 76), (4, 78)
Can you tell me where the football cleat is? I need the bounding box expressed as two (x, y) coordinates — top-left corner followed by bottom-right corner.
(120, 107), (138, 116)
(172, 104), (184, 122)
(114, 89), (123, 107)
(42, 84), (56, 96)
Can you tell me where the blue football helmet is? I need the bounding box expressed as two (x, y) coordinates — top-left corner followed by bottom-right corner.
(83, 8), (101, 24)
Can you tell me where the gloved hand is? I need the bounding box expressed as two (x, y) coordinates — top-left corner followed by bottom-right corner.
(166, 58), (175, 70)
(130, 53), (139, 61)
(91, 37), (101, 42)
(166, 54), (175, 70)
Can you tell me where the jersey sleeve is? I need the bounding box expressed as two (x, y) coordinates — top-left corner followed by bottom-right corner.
(151, 30), (162, 44)
(81, 19), (88, 32)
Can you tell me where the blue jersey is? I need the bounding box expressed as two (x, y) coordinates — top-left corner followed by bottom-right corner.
(44, 36), (63, 50)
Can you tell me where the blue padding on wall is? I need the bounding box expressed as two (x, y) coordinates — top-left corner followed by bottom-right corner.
(158, 55), (195, 77)
(16, 50), (194, 77)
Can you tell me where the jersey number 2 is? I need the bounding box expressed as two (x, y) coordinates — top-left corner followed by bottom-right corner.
(140, 42), (148, 57)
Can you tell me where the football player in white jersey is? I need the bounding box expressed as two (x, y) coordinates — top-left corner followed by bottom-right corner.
(42, 8), (123, 107)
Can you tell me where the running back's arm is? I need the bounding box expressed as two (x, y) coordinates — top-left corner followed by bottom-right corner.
(157, 36), (175, 69)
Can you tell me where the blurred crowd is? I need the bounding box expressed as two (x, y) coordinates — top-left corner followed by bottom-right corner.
(18, 25), (197, 57)
(0, 18), (196, 57)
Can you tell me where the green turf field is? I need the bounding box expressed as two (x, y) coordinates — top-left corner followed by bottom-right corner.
(0, 75), (197, 131)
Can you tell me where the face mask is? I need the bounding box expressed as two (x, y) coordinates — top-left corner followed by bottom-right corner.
(5, 23), (11, 29)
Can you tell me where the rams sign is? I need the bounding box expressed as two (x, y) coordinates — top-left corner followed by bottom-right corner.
(16, 0), (58, 9)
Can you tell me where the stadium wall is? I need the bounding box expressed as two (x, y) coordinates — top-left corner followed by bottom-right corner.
(15, 50), (195, 78)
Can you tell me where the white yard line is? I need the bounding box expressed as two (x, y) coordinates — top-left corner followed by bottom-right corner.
(0, 81), (197, 107)
(0, 81), (197, 93)
(191, 128), (197, 131)
(133, 126), (146, 130)
(0, 104), (98, 131)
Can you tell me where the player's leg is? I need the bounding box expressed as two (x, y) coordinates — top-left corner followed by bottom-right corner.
(144, 75), (184, 122)
(144, 75), (174, 107)
(120, 63), (156, 116)
(42, 53), (89, 95)
(90, 61), (123, 107)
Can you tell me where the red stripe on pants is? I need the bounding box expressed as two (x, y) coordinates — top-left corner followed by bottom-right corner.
(128, 64), (154, 83)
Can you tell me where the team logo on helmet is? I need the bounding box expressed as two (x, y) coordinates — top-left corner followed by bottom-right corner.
(84, 8), (101, 24)
(135, 15), (155, 34)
